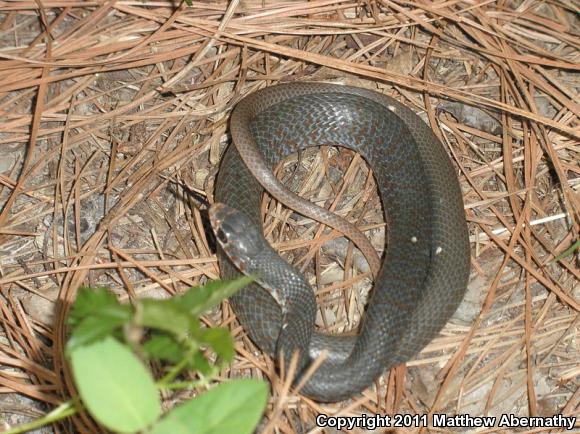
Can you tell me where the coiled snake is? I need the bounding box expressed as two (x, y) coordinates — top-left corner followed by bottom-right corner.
(210, 82), (470, 402)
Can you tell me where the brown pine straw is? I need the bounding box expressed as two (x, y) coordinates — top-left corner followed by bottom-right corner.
(0, 1), (578, 433)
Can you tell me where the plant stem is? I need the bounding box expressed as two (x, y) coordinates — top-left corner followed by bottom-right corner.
(157, 339), (201, 386)
(158, 356), (190, 386)
(2, 400), (78, 434)
(158, 374), (214, 391)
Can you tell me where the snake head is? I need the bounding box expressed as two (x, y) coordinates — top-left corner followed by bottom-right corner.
(209, 203), (265, 264)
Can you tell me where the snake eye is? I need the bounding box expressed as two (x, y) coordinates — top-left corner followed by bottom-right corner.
(216, 228), (228, 244)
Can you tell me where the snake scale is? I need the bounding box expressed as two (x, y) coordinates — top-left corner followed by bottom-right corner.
(211, 82), (470, 402)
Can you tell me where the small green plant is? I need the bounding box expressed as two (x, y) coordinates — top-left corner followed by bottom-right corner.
(552, 239), (579, 262)
(5, 276), (268, 434)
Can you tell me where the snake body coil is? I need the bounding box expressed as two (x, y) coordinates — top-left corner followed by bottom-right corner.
(212, 83), (470, 402)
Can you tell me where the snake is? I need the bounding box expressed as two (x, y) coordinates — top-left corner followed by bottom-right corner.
(210, 82), (470, 402)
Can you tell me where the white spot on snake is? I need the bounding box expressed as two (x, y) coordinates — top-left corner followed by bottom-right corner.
(388, 105), (396, 112)
(435, 246), (443, 255)
(411, 236), (418, 243)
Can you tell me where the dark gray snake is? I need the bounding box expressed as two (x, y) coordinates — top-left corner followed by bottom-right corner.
(210, 82), (470, 402)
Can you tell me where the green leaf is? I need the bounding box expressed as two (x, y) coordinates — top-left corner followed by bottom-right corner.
(190, 351), (212, 376)
(69, 336), (161, 433)
(138, 298), (191, 338)
(66, 287), (132, 352)
(143, 334), (184, 364)
(68, 287), (121, 328)
(178, 276), (254, 317)
(67, 310), (129, 352)
(199, 327), (234, 365)
(553, 239), (579, 262)
(149, 380), (268, 434)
